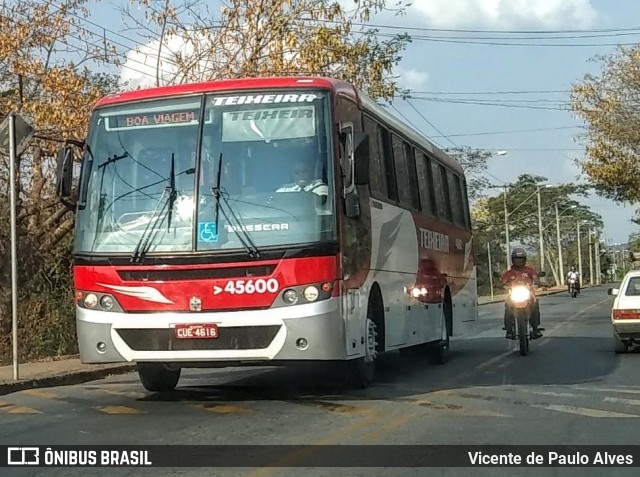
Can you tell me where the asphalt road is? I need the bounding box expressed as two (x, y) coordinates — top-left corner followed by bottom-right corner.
(2, 285), (640, 477)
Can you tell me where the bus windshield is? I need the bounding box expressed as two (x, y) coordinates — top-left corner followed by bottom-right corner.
(75, 90), (336, 255)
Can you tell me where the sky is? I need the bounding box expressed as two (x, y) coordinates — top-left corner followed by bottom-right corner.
(86, 0), (640, 244)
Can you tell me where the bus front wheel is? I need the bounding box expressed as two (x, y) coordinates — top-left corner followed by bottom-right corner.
(348, 317), (378, 389)
(137, 362), (181, 392)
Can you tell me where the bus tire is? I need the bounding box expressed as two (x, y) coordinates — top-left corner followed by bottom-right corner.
(137, 362), (181, 392)
(348, 317), (378, 389)
(430, 298), (451, 365)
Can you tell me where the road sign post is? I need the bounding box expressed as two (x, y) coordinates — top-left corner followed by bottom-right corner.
(0, 113), (35, 381)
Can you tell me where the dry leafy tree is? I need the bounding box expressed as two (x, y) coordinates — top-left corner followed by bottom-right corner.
(571, 45), (640, 206)
(120, 0), (411, 100)
(0, 0), (118, 361)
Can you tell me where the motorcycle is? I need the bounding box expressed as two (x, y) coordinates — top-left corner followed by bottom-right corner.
(508, 279), (535, 356)
(568, 278), (578, 298)
(494, 271), (546, 356)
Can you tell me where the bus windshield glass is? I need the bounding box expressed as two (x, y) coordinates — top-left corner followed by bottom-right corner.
(75, 90), (335, 254)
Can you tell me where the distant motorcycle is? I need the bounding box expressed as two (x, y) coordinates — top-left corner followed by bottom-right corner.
(568, 278), (578, 298)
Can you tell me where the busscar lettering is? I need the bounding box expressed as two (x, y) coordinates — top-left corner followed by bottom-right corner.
(212, 93), (317, 106)
(419, 228), (450, 252)
(225, 223), (289, 232)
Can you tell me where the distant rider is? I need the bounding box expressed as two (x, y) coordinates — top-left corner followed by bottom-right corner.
(501, 248), (544, 340)
(566, 266), (581, 294)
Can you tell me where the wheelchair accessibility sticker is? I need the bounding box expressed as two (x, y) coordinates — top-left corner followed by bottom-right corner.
(198, 222), (218, 242)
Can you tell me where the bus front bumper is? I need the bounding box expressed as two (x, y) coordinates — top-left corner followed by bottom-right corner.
(76, 297), (348, 364)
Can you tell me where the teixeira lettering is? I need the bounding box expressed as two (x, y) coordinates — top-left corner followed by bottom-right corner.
(211, 93), (318, 106)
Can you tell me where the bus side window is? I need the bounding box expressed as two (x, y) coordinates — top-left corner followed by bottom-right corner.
(391, 134), (413, 208)
(404, 142), (421, 210)
(378, 126), (398, 202)
(461, 178), (471, 229)
(363, 115), (386, 196)
(448, 171), (465, 227)
(431, 160), (452, 222)
(416, 151), (436, 216)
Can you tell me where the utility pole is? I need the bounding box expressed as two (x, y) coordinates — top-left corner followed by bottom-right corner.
(487, 242), (494, 301)
(503, 187), (510, 268)
(588, 228), (594, 286)
(537, 187), (544, 271)
(577, 221), (583, 281)
(555, 203), (564, 286)
(595, 231), (601, 285)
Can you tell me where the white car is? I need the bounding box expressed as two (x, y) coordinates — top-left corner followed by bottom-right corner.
(608, 270), (640, 353)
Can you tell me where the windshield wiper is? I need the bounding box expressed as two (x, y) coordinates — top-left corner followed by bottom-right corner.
(130, 154), (177, 263)
(211, 152), (260, 259)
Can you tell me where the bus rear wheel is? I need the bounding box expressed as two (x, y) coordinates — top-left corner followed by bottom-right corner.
(137, 362), (181, 392)
(430, 303), (451, 365)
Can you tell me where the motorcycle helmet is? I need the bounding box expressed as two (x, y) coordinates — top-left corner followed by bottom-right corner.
(511, 248), (527, 267)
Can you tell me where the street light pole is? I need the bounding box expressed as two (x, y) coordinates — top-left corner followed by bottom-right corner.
(595, 231), (601, 285)
(537, 188), (544, 271)
(588, 229), (594, 286)
(577, 221), (583, 281)
(487, 242), (494, 301)
(555, 203), (564, 286)
(503, 187), (510, 269)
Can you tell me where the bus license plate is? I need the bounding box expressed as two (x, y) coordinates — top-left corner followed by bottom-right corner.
(174, 323), (219, 339)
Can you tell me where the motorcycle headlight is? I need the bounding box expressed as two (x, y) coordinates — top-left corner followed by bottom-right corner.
(510, 286), (531, 303)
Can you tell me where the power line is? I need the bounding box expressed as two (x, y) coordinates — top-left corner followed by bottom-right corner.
(401, 99), (507, 184)
(404, 99), (459, 148)
(410, 89), (572, 95)
(429, 125), (583, 139)
(407, 96), (568, 111)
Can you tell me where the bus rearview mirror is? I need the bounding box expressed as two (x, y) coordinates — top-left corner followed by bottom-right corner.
(56, 145), (74, 198)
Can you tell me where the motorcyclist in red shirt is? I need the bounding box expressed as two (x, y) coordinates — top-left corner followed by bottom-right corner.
(501, 248), (544, 340)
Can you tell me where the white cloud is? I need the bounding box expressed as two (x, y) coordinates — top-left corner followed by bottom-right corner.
(408, 0), (597, 29)
(395, 66), (429, 91)
(119, 31), (222, 89)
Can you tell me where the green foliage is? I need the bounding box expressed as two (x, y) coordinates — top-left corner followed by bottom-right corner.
(571, 45), (640, 203)
(471, 174), (604, 288)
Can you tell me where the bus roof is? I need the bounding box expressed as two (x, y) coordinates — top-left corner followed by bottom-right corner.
(95, 76), (464, 176)
(94, 76), (357, 108)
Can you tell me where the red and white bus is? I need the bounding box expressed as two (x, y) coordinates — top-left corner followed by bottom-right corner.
(56, 76), (477, 391)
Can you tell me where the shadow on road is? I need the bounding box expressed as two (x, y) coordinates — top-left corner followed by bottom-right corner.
(113, 333), (637, 405)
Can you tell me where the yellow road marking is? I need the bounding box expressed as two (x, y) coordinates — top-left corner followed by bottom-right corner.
(20, 389), (58, 399)
(95, 405), (142, 414)
(291, 401), (368, 414)
(531, 404), (638, 418)
(102, 389), (147, 399)
(362, 412), (416, 443)
(244, 407), (381, 477)
(195, 404), (252, 414)
(0, 401), (41, 414)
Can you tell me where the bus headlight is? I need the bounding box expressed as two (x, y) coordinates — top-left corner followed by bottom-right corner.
(276, 282), (334, 307)
(76, 291), (123, 312)
(510, 286), (531, 303)
(303, 286), (319, 302)
(283, 289), (299, 304)
(84, 293), (98, 309)
(100, 295), (115, 310)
